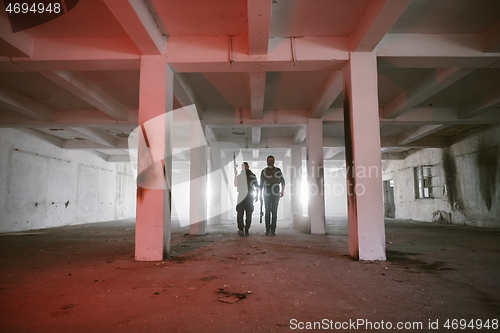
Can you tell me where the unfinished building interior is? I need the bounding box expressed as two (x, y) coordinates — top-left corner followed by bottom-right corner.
(1, 0), (499, 332)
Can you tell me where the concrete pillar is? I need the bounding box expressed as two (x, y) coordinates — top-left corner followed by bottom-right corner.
(291, 145), (308, 231)
(221, 150), (230, 221)
(282, 154), (292, 220)
(209, 143), (222, 225)
(189, 120), (207, 235)
(343, 51), (386, 260)
(135, 56), (173, 261)
(307, 118), (326, 234)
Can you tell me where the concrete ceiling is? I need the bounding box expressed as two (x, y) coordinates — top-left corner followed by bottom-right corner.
(0, 0), (499, 163)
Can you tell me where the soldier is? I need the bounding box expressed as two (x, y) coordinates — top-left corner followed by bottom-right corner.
(260, 156), (285, 236)
(234, 162), (259, 236)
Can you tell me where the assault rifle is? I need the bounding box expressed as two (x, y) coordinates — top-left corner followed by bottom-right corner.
(259, 194), (263, 224)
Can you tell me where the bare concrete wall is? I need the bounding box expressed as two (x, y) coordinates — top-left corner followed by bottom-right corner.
(382, 125), (500, 228)
(0, 129), (136, 233)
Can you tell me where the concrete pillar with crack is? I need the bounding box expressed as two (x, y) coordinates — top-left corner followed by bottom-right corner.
(342, 51), (386, 260)
(135, 55), (174, 261)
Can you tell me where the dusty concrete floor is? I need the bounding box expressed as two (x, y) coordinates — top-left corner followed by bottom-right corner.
(0, 217), (499, 333)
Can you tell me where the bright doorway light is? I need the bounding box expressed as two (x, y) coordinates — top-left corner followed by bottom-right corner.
(300, 170), (308, 216)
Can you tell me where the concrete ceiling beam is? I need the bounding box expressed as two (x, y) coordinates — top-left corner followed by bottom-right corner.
(381, 68), (474, 119)
(324, 107), (500, 125)
(0, 15), (32, 57)
(398, 137), (450, 148)
(174, 73), (204, 118)
(202, 73), (249, 109)
(3, 106), (500, 129)
(351, 0), (412, 52)
(226, 149), (285, 161)
(205, 109), (308, 126)
(70, 127), (117, 147)
(250, 72), (266, 119)
(102, 0), (166, 55)
(457, 87), (500, 119)
(381, 147), (397, 153)
(323, 147), (343, 160)
(62, 133), (451, 151)
(323, 136), (449, 148)
(40, 71), (129, 121)
(211, 123), (303, 130)
(321, 108), (344, 122)
(215, 136), (296, 149)
(20, 130), (446, 156)
(293, 126), (306, 144)
(16, 128), (63, 147)
(1, 34), (497, 72)
(62, 138), (129, 149)
(2, 38), (140, 72)
(325, 136), (391, 148)
(0, 110), (138, 128)
(247, 0), (272, 55)
(166, 36), (349, 72)
(309, 71), (342, 118)
(0, 86), (55, 121)
(381, 152), (406, 160)
(377, 34), (500, 68)
(252, 126), (262, 144)
(205, 125), (218, 143)
(87, 150), (109, 161)
(382, 107), (500, 125)
(396, 124), (447, 146)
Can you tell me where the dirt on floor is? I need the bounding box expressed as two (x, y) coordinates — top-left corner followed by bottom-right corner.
(0, 217), (499, 333)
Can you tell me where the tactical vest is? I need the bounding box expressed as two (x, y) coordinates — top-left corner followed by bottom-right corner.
(263, 167), (279, 184)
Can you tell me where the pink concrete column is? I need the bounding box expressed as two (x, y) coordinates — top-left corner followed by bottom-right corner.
(291, 145), (309, 232)
(208, 143), (222, 225)
(307, 118), (326, 234)
(135, 55), (173, 261)
(221, 150), (230, 221)
(342, 52), (386, 260)
(189, 120), (207, 235)
(282, 155), (292, 220)
(290, 145), (302, 218)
